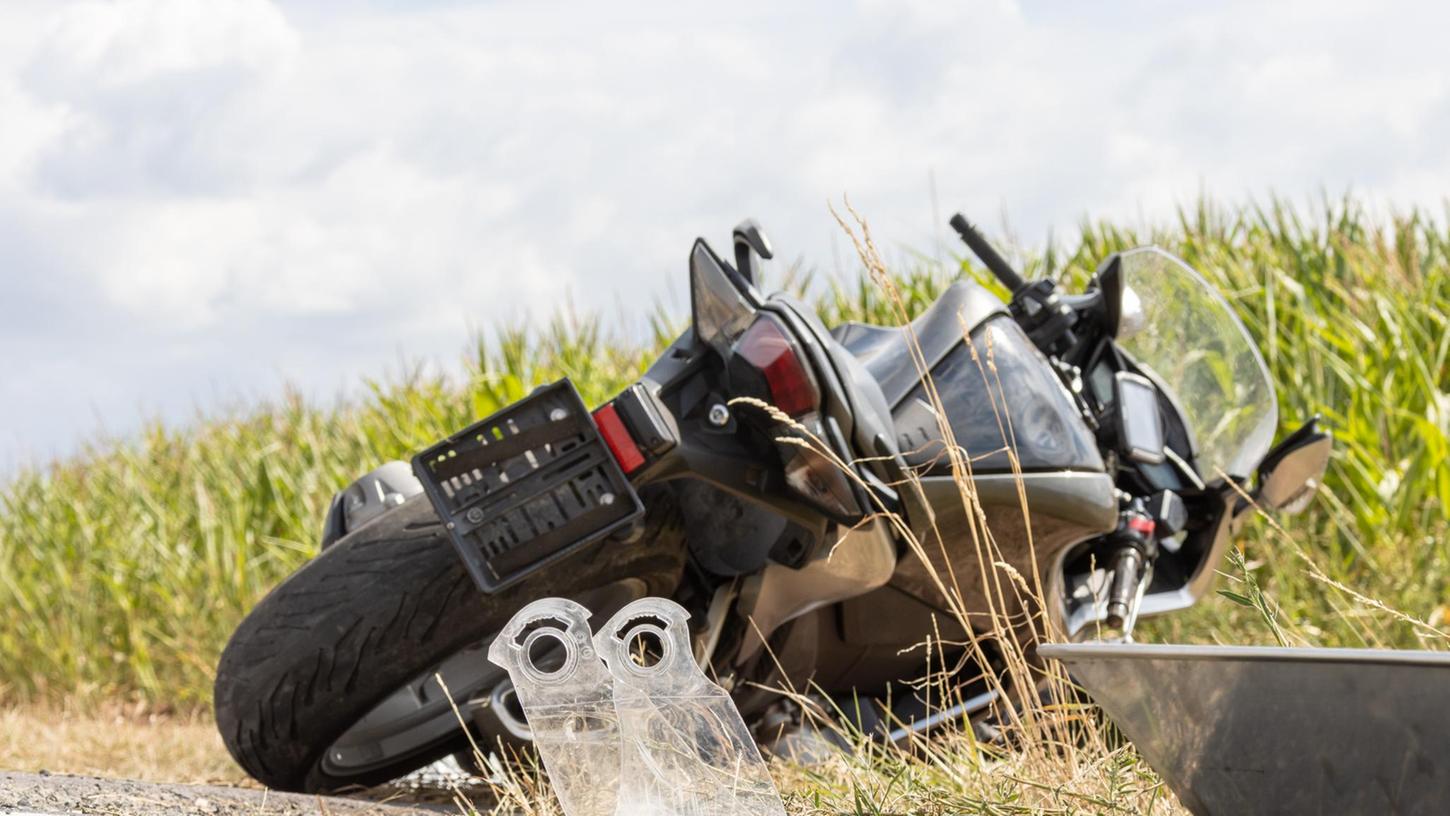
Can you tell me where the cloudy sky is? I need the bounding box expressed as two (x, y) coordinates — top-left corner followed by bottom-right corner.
(2, 0), (1447, 472)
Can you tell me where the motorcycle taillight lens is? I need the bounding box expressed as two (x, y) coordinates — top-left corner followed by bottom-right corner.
(734, 313), (819, 416)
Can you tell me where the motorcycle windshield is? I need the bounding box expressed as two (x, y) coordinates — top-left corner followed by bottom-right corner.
(1116, 247), (1277, 481)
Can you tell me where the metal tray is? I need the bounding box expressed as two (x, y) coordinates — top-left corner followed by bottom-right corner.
(1039, 642), (1450, 815)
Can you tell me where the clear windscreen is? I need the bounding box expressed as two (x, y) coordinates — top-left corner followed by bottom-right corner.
(1115, 247), (1277, 481)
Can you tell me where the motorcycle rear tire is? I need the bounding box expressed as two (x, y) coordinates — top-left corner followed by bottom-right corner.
(213, 488), (685, 793)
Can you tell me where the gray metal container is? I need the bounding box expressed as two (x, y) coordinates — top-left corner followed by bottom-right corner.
(1039, 642), (1450, 815)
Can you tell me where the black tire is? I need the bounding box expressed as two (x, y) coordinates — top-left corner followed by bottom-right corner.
(214, 488), (685, 793)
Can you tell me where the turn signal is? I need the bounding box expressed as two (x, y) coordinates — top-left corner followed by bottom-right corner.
(733, 314), (819, 416)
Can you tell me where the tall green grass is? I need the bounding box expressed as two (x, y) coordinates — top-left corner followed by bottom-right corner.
(0, 196), (1446, 710)
(0, 326), (656, 707)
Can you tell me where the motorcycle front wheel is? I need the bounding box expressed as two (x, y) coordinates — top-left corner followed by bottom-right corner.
(213, 487), (685, 793)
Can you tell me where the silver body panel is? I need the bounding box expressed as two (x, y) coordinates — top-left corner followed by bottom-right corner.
(1039, 642), (1450, 815)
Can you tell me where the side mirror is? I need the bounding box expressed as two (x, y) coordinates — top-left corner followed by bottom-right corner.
(1255, 417), (1331, 514)
(690, 238), (759, 358)
(1094, 254), (1124, 337)
(1091, 253), (1146, 340)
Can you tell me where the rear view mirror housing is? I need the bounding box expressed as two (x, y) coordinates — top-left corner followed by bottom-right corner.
(1093, 254), (1125, 338)
(1090, 253), (1146, 341)
(1254, 416), (1332, 514)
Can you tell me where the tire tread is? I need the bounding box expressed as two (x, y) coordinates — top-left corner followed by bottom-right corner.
(214, 489), (684, 792)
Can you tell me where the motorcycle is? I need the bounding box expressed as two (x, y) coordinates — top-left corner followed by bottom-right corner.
(213, 214), (1331, 792)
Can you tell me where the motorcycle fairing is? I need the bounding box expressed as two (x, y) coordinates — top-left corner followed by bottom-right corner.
(831, 280), (1007, 407)
(892, 316), (1103, 475)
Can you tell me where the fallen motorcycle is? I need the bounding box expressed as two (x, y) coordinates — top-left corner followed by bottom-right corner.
(214, 214), (1330, 792)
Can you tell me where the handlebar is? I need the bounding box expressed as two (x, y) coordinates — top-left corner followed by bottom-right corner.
(949, 213), (1026, 294)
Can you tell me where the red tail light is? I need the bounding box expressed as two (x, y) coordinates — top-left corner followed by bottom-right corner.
(592, 403), (645, 474)
(734, 314), (819, 416)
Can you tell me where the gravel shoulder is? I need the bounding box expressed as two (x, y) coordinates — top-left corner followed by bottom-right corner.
(0, 772), (458, 816)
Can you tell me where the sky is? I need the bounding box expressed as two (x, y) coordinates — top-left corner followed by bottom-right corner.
(2, 0), (1448, 473)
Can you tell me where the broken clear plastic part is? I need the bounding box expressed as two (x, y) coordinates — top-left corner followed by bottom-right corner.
(487, 598), (620, 816)
(595, 597), (787, 816)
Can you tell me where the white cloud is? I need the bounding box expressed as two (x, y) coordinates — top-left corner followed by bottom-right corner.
(1, 0), (1449, 470)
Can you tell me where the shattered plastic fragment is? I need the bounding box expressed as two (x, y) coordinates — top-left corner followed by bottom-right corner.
(488, 598), (620, 816)
(595, 597), (787, 816)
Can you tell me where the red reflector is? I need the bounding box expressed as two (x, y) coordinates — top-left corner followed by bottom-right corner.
(735, 315), (819, 416)
(592, 403), (645, 474)
(1127, 514), (1156, 537)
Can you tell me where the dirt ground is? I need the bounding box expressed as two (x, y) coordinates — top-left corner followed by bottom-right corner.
(0, 771), (453, 815)
(0, 708), (481, 815)
(0, 707), (244, 786)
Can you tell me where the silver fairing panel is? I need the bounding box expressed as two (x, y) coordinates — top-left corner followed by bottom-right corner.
(890, 471), (1117, 628)
(1040, 642), (1450, 815)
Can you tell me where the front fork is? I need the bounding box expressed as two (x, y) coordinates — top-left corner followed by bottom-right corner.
(1100, 501), (1158, 639)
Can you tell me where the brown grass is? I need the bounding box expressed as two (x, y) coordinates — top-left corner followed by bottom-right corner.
(0, 706), (247, 786)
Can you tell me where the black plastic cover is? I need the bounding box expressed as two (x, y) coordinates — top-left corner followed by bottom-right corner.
(690, 239), (759, 359)
(412, 380), (643, 593)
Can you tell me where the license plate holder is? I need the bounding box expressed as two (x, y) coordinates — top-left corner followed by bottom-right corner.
(412, 379), (643, 593)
